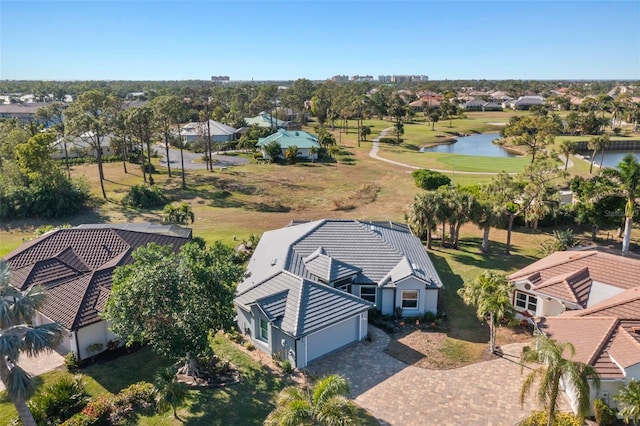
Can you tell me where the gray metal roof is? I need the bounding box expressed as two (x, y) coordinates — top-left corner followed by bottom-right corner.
(235, 271), (371, 338)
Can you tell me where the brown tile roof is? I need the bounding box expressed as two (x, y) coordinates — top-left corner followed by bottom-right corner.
(534, 267), (592, 307)
(538, 316), (618, 365)
(509, 249), (640, 292)
(565, 286), (640, 319)
(4, 225), (191, 330)
(539, 315), (640, 378)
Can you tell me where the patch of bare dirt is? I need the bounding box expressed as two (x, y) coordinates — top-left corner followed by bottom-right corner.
(385, 324), (534, 370)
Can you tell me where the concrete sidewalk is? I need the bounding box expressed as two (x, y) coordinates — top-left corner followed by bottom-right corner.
(0, 350), (65, 392)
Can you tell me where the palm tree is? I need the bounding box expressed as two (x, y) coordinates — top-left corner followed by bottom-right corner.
(155, 366), (188, 420)
(598, 134), (610, 169)
(429, 112), (440, 131)
(285, 145), (300, 164)
(265, 374), (357, 426)
(614, 379), (640, 425)
(407, 191), (439, 249)
(559, 140), (576, 172)
(0, 260), (64, 426)
(520, 335), (600, 426)
(309, 145), (318, 163)
(602, 154), (640, 254)
(457, 271), (514, 354)
(588, 135), (607, 174)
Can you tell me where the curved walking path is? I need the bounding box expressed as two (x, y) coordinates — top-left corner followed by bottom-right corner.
(369, 127), (574, 174)
(307, 326), (570, 425)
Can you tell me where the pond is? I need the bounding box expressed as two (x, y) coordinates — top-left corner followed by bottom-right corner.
(420, 133), (518, 158)
(588, 151), (640, 169)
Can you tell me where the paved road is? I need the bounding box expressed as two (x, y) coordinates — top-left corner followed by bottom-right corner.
(157, 146), (249, 170)
(307, 326), (571, 426)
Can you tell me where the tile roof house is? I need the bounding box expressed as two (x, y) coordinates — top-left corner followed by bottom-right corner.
(509, 248), (640, 414)
(463, 98), (503, 111)
(235, 219), (444, 368)
(52, 132), (117, 159)
(3, 224), (191, 360)
(503, 95), (545, 110)
(0, 102), (65, 126)
(256, 129), (321, 161)
(244, 111), (294, 130)
(178, 119), (239, 146)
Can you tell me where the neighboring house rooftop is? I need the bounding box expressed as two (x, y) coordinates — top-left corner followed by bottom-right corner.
(509, 249), (640, 294)
(539, 315), (640, 379)
(245, 112), (291, 129)
(256, 129), (320, 150)
(4, 224), (191, 331)
(181, 119), (237, 137)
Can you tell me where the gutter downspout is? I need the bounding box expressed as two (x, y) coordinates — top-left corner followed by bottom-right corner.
(74, 330), (81, 360)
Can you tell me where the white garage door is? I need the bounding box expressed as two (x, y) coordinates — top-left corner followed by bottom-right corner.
(306, 316), (359, 363)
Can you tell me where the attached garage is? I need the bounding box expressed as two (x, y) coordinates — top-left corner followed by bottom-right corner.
(305, 316), (359, 364)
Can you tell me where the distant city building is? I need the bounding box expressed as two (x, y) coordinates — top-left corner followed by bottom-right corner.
(211, 76), (230, 82)
(351, 75), (373, 81)
(378, 75), (428, 83)
(331, 75), (349, 82)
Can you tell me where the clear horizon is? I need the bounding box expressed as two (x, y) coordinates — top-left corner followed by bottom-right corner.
(1, 1), (639, 81)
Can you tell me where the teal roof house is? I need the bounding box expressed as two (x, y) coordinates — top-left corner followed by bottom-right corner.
(256, 129), (320, 161)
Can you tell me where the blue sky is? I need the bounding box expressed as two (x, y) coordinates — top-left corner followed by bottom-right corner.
(1, 1), (639, 81)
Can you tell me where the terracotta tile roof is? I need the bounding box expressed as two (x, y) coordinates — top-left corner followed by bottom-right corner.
(4, 225), (191, 330)
(608, 327), (640, 369)
(534, 267), (592, 307)
(565, 286), (640, 319)
(539, 315), (640, 378)
(538, 316), (618, 365)
(509, 249), (640, 292)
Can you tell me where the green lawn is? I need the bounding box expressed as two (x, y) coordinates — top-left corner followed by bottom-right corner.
(0, 336), (378, 426)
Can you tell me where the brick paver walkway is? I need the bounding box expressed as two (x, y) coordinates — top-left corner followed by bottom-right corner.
(307, 326), (570, 426)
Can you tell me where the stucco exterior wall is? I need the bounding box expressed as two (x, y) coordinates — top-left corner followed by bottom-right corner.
(76, 320), (117, 360)
(394, 277), (438, 316)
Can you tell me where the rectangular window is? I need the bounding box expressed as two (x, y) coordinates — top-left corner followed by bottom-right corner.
(260, 319), (269, 341)
(401, 290), (419, 309)
(360, 286), (376, 304)
(515, 291), (537, 312)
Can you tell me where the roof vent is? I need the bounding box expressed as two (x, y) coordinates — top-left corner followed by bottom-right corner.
(295, 131), (299, 136)
(270, 258), (277, 266)
(411, 262), (418, 270)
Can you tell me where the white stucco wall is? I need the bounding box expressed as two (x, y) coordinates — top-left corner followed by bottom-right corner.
(76, 320), (117, 360)
(381, 288), (395, 315)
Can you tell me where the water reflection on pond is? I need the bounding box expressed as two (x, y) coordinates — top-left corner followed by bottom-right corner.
(420, 133), (517, 158)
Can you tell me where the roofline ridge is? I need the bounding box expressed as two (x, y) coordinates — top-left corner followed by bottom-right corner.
(70, 271), (96, 331)
(3, 227), (62, 262)
(510, 250), (597, 280)
(587, 317), (619, 366)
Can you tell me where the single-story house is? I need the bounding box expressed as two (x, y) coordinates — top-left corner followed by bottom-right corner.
(256, 129), (321, 161)
(234, 219), (444, 368)
(509, 247), (640, 415)
(508, 248), (640, 319)
(3, 223), (191, 360)
(178, 119), (239, 146)
(52, 132), (117, 159)
(463, 99), (503, 111)
(503, 95), (545, 110)
(245, 111), (294, 130)
(0, 102), (64, 126)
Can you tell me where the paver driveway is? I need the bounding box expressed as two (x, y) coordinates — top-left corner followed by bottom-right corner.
(307, 326), (570, 426)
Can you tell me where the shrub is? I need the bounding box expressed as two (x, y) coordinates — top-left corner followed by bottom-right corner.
(593, 398), (616, 425)
(28, 375), (89, 426)
(79, 396), (111, 425)
(518, 410), (583, 426)
(281, 359), (293, 373)
(121, 185), (165, 208)
(64, 352), (79, 370)
(412, 169), (451, 190)
(244, 341), (255, 351)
